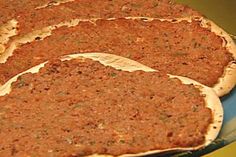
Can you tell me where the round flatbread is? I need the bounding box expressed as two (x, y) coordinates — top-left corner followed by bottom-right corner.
(0, 0), (200, 35)
(0, 0), (200, 55)
(0, 53), (223, 156)
(0, 17), (235, 96)
(197, 17), (236, 96)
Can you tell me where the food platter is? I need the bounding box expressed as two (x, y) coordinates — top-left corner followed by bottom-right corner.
(0, 0), (235, 156)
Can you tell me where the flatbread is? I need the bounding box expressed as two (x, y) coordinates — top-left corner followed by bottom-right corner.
(0, 16), (234, 96)
(0, 0), (200, 35)
(197, 17), (236, 96)
(126, 16), (236, 97)
(0, 53), (223, 156)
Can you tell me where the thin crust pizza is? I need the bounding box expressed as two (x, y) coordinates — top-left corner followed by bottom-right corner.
(0, 17), (235, 96)
(0, 53), (223, 156)
(0, 0), (200, 54)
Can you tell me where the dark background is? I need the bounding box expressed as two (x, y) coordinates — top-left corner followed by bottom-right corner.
(176, 0), (236, 38)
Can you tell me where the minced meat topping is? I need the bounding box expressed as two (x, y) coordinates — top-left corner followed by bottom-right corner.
(0, 0), (200, 35)
(0, 59), (212, 157)
(0, 18), (233, 87)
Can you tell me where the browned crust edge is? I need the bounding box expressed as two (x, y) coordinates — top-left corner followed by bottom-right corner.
(196, 17), (236, 96)
(0, 53), (223, 156)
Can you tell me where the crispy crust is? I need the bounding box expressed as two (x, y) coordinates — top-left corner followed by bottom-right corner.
(0, 53), (223, 156)
(0, 16), (234, 96)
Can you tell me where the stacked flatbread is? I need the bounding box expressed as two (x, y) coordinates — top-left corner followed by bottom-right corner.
(0, 0), (235, 156)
